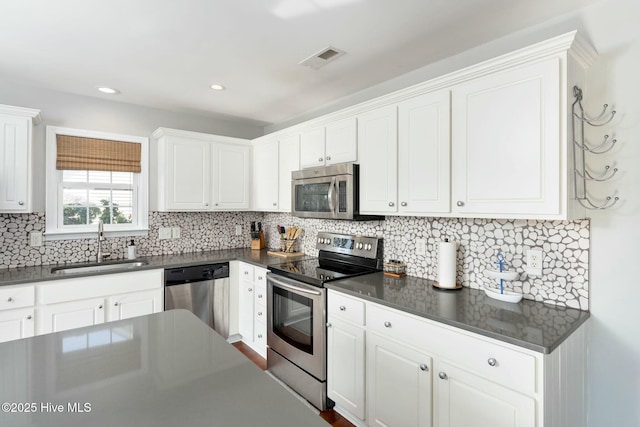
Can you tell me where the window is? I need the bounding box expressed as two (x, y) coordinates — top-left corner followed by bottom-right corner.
(46, 126), (149, 240)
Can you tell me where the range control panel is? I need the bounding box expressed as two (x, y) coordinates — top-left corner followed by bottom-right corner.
(316, 232), (382, 259)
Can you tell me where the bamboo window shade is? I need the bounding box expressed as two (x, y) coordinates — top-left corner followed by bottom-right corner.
(56, 135), (141, 173)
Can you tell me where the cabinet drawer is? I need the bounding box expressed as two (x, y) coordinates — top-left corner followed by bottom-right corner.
(0, 286), (35, 310)
(240, 263), (254, 281)
(367, 302), (537, 394)
(254, 304), (267, 324)
(255, 282), (267, 307)
(328, 292), (365, 326)
(254, 268), (268, 286)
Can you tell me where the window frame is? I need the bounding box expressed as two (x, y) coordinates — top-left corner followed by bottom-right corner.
(45, 126), (149, 240)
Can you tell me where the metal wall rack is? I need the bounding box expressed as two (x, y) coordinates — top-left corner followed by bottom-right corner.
(572, 85), (620, 209)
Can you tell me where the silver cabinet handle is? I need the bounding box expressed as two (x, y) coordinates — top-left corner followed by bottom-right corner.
(258, 294), (263, 299)
(326, 156), (331, 161)
(7, 297), (12, 302)
(326, 322), (332, 328)
(488, 358), (497, 367)
(339, 305), (346, 311)
(384, 321), (392, 328)
(258, 312), (263, 316)
(456, 201), (464, 207)
(244, 271), (249, 275)
(318, 157), (324, 162)
(388, 202), (395, 207)
(401, 201), (407, 207)
(26, 315), (32, 320)
(18, 201), (24, 206)
(439, 372), (447, 380)
(420, 364), (429, 371)
(248, 288), (253, 292)
(257, 334), (263, 339)
(258, 276), (263, 280)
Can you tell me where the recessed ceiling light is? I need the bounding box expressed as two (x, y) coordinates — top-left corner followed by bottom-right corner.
(96, 87), (120, 94)
(210, 84), (225, 91)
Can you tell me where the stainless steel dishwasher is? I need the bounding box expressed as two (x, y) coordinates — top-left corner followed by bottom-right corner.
(164, 263), (230, 339)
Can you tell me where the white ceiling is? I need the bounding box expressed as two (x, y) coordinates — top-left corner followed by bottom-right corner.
(1, 0), (599, 128)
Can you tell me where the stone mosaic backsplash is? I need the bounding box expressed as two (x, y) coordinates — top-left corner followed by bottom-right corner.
(0, 211), (589, 310)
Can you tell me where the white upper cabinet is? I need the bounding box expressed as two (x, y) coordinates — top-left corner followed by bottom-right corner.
(300, 117), (357, 169)
(252, 138), (279, 211)
(0, 105), (41, 213)
(358, 105), (398, 213)
(213, 142), (250, 210)
(451, 58), (561, 218)
(278, 134), (300, 212)
(154, 128), (251, 211)
(398, 90), (451, 214)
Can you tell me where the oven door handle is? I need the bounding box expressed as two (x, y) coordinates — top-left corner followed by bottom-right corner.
(268, 275), (322, 296)
(328, 176), (337, 217)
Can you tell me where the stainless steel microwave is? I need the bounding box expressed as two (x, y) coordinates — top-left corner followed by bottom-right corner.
(291, 163), (383, 220)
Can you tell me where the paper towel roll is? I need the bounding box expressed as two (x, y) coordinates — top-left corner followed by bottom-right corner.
(438, 239), (457, 288)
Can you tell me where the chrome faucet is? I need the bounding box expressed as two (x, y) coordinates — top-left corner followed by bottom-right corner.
(97, 220), (111, 263)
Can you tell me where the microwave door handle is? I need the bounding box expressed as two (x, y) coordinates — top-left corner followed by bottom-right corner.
(328, 177), (337, 217)
(269, 276), (322, 296)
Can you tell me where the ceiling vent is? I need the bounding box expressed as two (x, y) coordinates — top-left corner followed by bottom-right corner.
(299, 46), (346, 70)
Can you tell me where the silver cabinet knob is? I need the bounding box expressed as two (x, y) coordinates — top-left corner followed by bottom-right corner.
(26, 315), (32, 320)
(258, 312), (263, 316)
(439, 372), (447, 380)
(205, 203), (209, 207)
(339, 305), (346, 311)
(384, 321), (392, 328)
(388, 202), (395, 207)
(257, 334), (263, 339)
(326, 156), (331, 161)
(114, 302), (119, 306)
(258, 276), (263, 280)
(244, 271), (249, 275)
(7, 297), (12, 302)
(99, 305), (103, 309)
(318, 157), (324, 162)
(456, 201), (464, 207)
(488, 358), (497, 367)
(401, 201), (407, 207)
(18, 201), (24, 206)
(273, 202), (277, 206)
(420, 364), (429, 371)
(248, 288), (253, 292)
(326, 322), (332, 328)
(258, 294), (263, 299)
(215, 203), (219, 206)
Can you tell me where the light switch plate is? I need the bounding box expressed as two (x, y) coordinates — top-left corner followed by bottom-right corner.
(30, 231), (43, 247)
(172, 227), (181, 239)
(235, 225), (242, 236)
(159, 227), (172, 240)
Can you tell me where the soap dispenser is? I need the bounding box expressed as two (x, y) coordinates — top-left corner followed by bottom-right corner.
(127, 239), (137, 260)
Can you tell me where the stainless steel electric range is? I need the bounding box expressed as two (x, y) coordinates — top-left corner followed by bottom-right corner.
(266, 231), (383, 410)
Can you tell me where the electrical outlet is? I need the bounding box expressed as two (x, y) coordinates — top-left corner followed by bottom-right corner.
(172, 227), (181, 239)
(158, 227), (172, 240)
(235, 225), (242, 236)
(415, 238), (426, 256)
(30, 231), (43, 247)
(526, 249), (543, 275)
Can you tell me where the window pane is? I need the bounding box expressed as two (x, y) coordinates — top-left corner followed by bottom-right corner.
(63, 206), (89, 225)
(112, 189), (133, 207)
(88, 171), (111, 183)
(63, 189), (87, 205)
(62, 170), (88, 183)
(114, 206), (133, 224)
(112, 172), (133, 185)
(88, 190), (111, 207)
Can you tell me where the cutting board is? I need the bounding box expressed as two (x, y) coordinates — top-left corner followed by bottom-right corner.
(267, 250), (305, 258)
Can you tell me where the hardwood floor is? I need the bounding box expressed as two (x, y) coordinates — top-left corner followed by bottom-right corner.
(232, 342), (355, 427)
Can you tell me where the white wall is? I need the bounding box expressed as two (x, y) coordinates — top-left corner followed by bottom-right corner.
(0, 80), (264, 211)
(266, 1), (640, 425)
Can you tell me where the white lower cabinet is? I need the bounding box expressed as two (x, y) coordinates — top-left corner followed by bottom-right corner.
(107, 289), (163, 322)
(238, 262), (268, 358)
(435, 361), (535, 427)
(327, 290), (586, 427)
(0, 307), (35, 343)
(367, 332), (432, 427)
(39, 297), (106, 334)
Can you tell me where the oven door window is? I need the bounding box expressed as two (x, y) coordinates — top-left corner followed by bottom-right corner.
(293, 181), (332, 213)
(272, 286), (314, 354)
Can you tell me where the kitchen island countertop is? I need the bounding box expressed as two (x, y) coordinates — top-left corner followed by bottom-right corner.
(0, 309), (329, 427)
(325, 272), (589, 354)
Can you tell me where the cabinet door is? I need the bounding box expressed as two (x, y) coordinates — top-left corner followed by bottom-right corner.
(358, 105), (398, 213)
(451, 58), (560, 217)
(327, 319), (365, 420)
(367, 332), (432, 427)
(0, 114), (30, 212)
(252, 139), (279, 210)
(164, 136), (211, 210)
(278, 134), (300, 212)
(107, 289), (163, 322)
(398, 90), (451, 214)
(238, 280), (255, 344)
(0, 308), (35, 343)
(435, 361), (535, 427)
(300, 127), (326, 169)
(325, 117), (357, 165)
(38, 298), (106, 334)
(213, 143), (250, 209)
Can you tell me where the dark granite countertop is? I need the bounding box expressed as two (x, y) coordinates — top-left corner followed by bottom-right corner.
(0, 310), (329, 427)
(0, 248), (304, 286)
(325, 272), (590, 354)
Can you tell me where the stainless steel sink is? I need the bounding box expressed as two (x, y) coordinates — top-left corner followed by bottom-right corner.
(51, 260), (149, 275)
